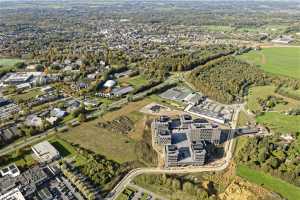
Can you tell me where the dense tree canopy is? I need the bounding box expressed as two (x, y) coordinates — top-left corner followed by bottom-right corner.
(187, 56), (269, 104)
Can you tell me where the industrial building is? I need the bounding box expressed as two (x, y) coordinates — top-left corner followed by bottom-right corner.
(32, 141), (60, 163)
(159, 87), (234, 124)
(152, 115), (223, 167)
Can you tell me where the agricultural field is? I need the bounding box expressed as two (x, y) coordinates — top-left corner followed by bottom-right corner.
(246, 85), (300, 113)
(237, 165), (300, 200)
(256, 112), (300, 134)
(238, 47), (300, 79)
(0, 58), (24, 71)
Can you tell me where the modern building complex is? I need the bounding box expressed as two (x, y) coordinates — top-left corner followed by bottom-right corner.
(160, 87), (234, 124)
(152, 115), (223, 167)
(32, 141), (60, 163)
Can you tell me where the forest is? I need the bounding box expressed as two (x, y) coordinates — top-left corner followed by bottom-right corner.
(142, 45), (237, 80)
(236, 135), (300, 187)
(187, 56), (269, 104)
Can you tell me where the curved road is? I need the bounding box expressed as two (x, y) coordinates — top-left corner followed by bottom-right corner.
(105, 104), (241, 200)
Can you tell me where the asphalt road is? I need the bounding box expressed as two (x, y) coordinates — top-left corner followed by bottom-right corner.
(128, 183), (168, 200)
(105, 104), (241, 200)
(0, 77), (177, 156)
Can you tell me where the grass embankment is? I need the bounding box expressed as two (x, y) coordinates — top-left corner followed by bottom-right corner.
(237, 165), (300, 200)
(238, 47), (300, 79)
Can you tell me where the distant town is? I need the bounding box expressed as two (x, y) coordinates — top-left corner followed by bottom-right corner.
(0, 1), (300, 200)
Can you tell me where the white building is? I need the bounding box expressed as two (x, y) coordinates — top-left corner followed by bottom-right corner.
(0, 188), (25, 200)
(0, 163), (20, 178)
(103, 80), (116, 88)
(32, 141), (60, 163)
(25, 115), (43, 127)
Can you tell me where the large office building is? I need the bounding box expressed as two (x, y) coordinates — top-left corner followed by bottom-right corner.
(152, 115), (222, 167)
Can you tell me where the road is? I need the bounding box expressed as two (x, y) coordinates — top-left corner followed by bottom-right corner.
(105, 104), (241, 200)
(0, 77), (177, 156)
(128, 183), (168, 200)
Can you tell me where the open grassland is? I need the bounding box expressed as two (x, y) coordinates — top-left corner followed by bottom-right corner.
(0, 58), (24, 71)
(256, 112), (300, 134)
(119, 75), (149, 89)
(237, 110), (255, 127)
(238, 47), (300, 79)
(133, 178), (203, 200)
(59, 122), (138, 163)
(277, 86), (300, 100)
(9, 88), (42, 102)
(59, 99), (152, 163)
(247, 85), (300, 113)
(237, 165), (300, 200)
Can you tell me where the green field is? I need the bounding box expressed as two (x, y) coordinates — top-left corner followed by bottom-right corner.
(277, 86), (300, 100)
(238, 47), (300, 79)
(9, 88), (42, 102)
(237, 165), (300, 200)
(247, 85), (300, 113)
(59, 99), (152, 163)
(256, 112), (300, 134)
(119, 75), (149, 89)
(0, 58), (24, 71)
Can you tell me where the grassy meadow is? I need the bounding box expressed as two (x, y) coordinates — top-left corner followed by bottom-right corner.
(0, 58), (24, 72)
(256, 112), (300, 134)
(246, 85), (300, 113)
(238, 47), (300, 79)
(59, 99), (152, 163)
(237, 165), (300, 200)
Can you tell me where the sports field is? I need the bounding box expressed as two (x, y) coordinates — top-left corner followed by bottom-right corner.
(238, 47), (300, 79)
(237, 165), (300, 200)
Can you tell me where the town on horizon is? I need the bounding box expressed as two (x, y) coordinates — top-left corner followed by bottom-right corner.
(0, 1), (299, 200)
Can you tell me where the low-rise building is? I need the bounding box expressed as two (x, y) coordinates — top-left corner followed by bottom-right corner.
(32, 141), (60, 163)
(0, 188), (25, 200)
(0, 163), (20, 178)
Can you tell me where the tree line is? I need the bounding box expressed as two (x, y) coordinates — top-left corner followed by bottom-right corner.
(142, 45), (237, 80)
(134, 174), (210, 200)
(236, 135), (300, 187)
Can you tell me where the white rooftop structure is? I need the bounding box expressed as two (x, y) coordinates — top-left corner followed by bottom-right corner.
(32, 141), (60, 163)
(0, 188), (25, 200)
(25, 115), (43, 127)
(0, 163), (20, 178)
(103, 80), (116, 88)
(41, 85), (53, 93)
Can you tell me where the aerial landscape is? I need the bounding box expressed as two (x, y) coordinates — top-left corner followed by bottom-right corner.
(0, 0), (299, 200)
